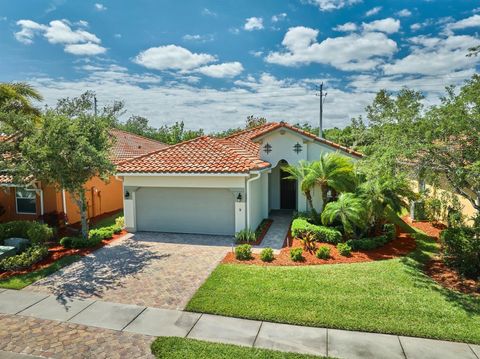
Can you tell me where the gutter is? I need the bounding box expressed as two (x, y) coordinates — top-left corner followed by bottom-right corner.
(246, 168), (270, 229)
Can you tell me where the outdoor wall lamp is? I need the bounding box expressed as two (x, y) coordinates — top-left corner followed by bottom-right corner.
(125, 190), (130, 199)
(237, 193), (242, 202)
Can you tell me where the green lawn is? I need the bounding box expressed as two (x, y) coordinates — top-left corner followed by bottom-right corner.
(187, 220), (480, 344)
(151, 337), (331, 359)
(0, 255), (81, 290)
(91, 210), (123, 229)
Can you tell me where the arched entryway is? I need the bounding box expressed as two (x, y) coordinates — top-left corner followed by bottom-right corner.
(279, 160), (297, 210)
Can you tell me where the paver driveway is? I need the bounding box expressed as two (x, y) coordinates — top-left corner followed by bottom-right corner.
(26, 232), (232, 310)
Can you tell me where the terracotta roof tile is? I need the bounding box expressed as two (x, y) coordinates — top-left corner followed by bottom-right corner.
(118, 122), (362, 174)
(109, 128), (168, 163)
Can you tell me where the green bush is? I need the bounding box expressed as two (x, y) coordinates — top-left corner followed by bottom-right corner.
(89, 227), (114, 241)
(0, 245), (48, 271)
(235, 229), (256, 243)
(115, 216), (125, 229)
(60, 236), (102, 249)
(316, 246), (331, 259)
(383, 223), (396, 241)
(337, 243), (352, 256)
(291, 218), (342, 244)
(290, 247), (303, 262)
(260, 247), (274, 262)
(440, 227), (480, 278)
(112, 225), (122, 234)
(347, 235), (389, 251)
(0, 221), (53, 244)
(235, 244), (252, 260)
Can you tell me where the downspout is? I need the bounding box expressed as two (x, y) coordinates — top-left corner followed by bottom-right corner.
(246, 168), (270, 229)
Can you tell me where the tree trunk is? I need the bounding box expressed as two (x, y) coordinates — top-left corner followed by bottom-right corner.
(320, 187), (329, 211)
(305, 191), (318, 223)
(74, 189), (89, 240)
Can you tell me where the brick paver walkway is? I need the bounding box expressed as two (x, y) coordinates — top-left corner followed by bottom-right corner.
(0, 314), (154, 359)
(27, 233), (231, 309)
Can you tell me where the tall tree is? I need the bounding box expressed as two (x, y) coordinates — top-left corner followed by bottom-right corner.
(0, 82), (43, 116)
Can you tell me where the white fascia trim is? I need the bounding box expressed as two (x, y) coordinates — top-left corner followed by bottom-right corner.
(117, 172), (250, 177)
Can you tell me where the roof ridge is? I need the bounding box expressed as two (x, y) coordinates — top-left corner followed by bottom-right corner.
(110, 127), (167, 146)
(116, 135), (210, 166)
(224, 122), (279, 139)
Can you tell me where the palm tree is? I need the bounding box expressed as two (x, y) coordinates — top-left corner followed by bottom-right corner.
(359, 176), (415, 233)
(309, 152), (357, 210)
(282, 160), (317, 218)
(321, 193), (366, 239)
(0, 82), (43, 115)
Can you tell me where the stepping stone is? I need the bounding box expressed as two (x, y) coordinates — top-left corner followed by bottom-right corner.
(123, 307), (200, 337)
(399, 336), (477, 359)
(254, 322), (327, 356)
(0, 290), (48, 314)
(19, 296), (94, 322)
(187, 314), (261, 347)
(68, 300), (145, 331)
(328, 329), (405, 359)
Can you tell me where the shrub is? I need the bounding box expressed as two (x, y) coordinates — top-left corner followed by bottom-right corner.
(60, 236), (102, 249)
(0, 221), (54, 244)
(290, 247), (303, 262)
(235, 229), (256, 243)
(112, 225), (122, 234)
(89, 227), (114, 241)
(0, 245), (48, 271)
(115, 216), (125, 229)
(235, 244), (252, 260)
(337, 243), (352, 256)
(383, 223), (396, 241)
(347, 235), (389, 251)
(316, 245), (331, 260)
(260, 247), (274, 262)
(291, 219), (342, 244)
(300, 232), (316, 252)
(440, 227), (480, 278)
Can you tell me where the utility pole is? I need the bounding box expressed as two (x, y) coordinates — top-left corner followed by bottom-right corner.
(315, 83), (327, 138)
(94, 96), (98, 117)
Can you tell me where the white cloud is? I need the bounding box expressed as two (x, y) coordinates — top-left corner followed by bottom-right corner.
(271, 13), (287, 22)
(14, 20), (47, 44)
(303, 0), (362, 12)
(94, 3), (107, 11)
(14, 19), (104, 56)
(133, 45), (216, 71)
(195, 62), (244, 78)
(383, 35), (480, 75)
(410, 23), (422, 31)
(229, 28), (240, 35)
(182, 34), (214, 43)
(396, 9), (412, 17)
(244, 17), (264, 31)
(64, 42), (106, 55)
(446, 14), (480, 31)
(265, 26), (397, 71)
(250, 50), (264, 57)
(365, 6), (382, 17)
(333, 22), (357, 32)
(201, 8), (217, 17)
(363, 18), (400, 34)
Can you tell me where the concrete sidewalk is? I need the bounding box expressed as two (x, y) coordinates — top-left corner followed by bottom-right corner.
(0, 289), (479, 359)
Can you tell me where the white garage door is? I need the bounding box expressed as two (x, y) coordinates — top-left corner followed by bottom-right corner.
(135, 187), (235, 235)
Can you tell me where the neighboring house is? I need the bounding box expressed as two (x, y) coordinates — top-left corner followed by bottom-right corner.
(0, 129), (167, 225)
(117, 122), (362, 236)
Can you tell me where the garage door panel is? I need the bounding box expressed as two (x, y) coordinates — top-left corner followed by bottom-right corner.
(136, 187), (234, 235)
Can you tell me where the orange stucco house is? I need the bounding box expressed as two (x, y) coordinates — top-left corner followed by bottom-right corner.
(0, 129), (167, 226)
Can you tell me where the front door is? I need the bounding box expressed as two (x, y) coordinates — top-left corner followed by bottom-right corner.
(280, 169), (296, 210)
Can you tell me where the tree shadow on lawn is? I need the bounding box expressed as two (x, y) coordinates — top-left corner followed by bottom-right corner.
(31, 238), (169, 305)
(400, 230), (480, 315)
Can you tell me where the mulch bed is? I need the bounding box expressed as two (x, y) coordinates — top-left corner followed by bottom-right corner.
(223, 229), (417, 267)
(0, 230), (127, 280)
(405, 218), (480, 296)
(235, 219), (274, 246)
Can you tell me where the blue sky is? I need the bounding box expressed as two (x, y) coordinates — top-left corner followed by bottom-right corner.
(1, 0), (479, 131)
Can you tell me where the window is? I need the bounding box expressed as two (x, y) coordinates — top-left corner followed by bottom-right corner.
(16, 188), (37, 214)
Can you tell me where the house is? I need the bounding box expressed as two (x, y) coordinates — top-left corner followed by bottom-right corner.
(117, 122), (362, 236)
(0, 129), (167, 225)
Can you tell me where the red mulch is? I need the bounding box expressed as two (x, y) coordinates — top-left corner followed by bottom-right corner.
(0, 230), (127, 280)
(405, 218), (480, 296)
(223, 229), (416, 267)
(236, 219), (274, 246)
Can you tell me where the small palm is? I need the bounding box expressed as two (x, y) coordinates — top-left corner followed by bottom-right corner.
(321, 193), (366, 238)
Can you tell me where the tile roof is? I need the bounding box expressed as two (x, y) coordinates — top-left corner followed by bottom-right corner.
(0, 174), (13, 185)
(118, 122), (362, 174)
(109, 128), (168, 164)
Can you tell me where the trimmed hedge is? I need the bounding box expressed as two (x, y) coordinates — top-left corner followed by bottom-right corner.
(291, 219), (342, 244)
(0, 221), (53, 245)
(347, 235), (389, 251)
(60, 236), (103, 249)
(0, 245), (48, 271)
(440, 226), (480, 279)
